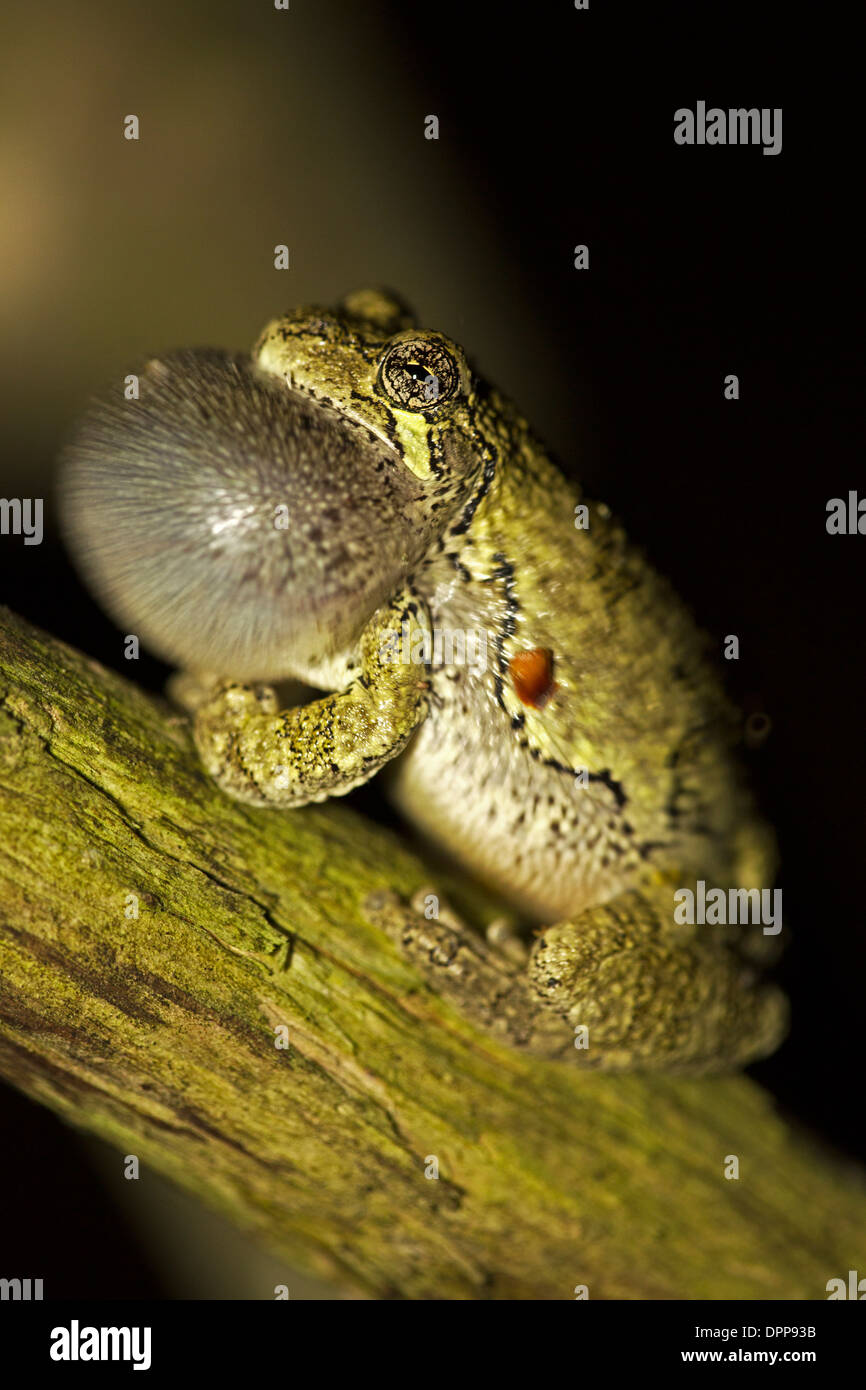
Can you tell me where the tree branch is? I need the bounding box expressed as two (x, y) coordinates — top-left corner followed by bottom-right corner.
(0, 605), (863, 1299)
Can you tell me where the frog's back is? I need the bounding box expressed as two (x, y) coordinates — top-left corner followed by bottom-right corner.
(391, 412), (774, 921)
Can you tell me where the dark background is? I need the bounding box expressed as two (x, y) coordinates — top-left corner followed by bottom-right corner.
(1, 1), (861, 1296)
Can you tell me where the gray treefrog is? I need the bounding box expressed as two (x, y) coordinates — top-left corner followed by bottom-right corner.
(60, 288), (787, 1072)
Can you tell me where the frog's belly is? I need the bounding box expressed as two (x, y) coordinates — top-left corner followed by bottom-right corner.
(389, 676), (647, 922)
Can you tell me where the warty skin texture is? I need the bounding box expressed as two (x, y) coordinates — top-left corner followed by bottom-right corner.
(60, 288), (787, 1071)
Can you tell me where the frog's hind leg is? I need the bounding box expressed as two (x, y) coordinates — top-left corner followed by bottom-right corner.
(527, 890), (788, 1073)
(364, 886), (787, 1073)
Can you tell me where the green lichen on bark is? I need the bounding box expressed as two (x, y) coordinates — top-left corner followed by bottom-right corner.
(0, 605), (864, 1299)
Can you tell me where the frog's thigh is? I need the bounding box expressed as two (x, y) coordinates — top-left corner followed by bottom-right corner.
(528, 889), (788, 1072)
(191, 589), (431, 807)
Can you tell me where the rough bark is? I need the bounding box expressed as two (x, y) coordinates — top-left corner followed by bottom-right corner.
(0, 605), (863, 1300)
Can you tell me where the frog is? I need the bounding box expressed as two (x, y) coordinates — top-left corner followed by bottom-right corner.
(59, 286), (788, 1073)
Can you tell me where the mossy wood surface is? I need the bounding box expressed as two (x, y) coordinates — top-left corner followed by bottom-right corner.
(0, 607), (863, 1299)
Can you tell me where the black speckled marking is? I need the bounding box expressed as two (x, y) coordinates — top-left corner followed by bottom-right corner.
(487, 552), (519, 716)
(449, 419), (498, 536)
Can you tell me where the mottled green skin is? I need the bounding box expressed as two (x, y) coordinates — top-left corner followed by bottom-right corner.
(189, 290), (786, 1071)
(386, 382), (777, 922)
(65, 288), (787, 1071)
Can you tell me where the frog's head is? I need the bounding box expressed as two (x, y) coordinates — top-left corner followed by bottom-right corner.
(59, 290), (489, 683)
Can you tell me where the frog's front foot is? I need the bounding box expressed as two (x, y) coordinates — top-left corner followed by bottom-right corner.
(186, 587), (432, 808)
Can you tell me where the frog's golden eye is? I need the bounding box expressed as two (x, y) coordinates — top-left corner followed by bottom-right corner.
(377, 338), (460, 412)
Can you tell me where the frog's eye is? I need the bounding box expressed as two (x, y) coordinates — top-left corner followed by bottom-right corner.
(377, 337), (461, 412)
